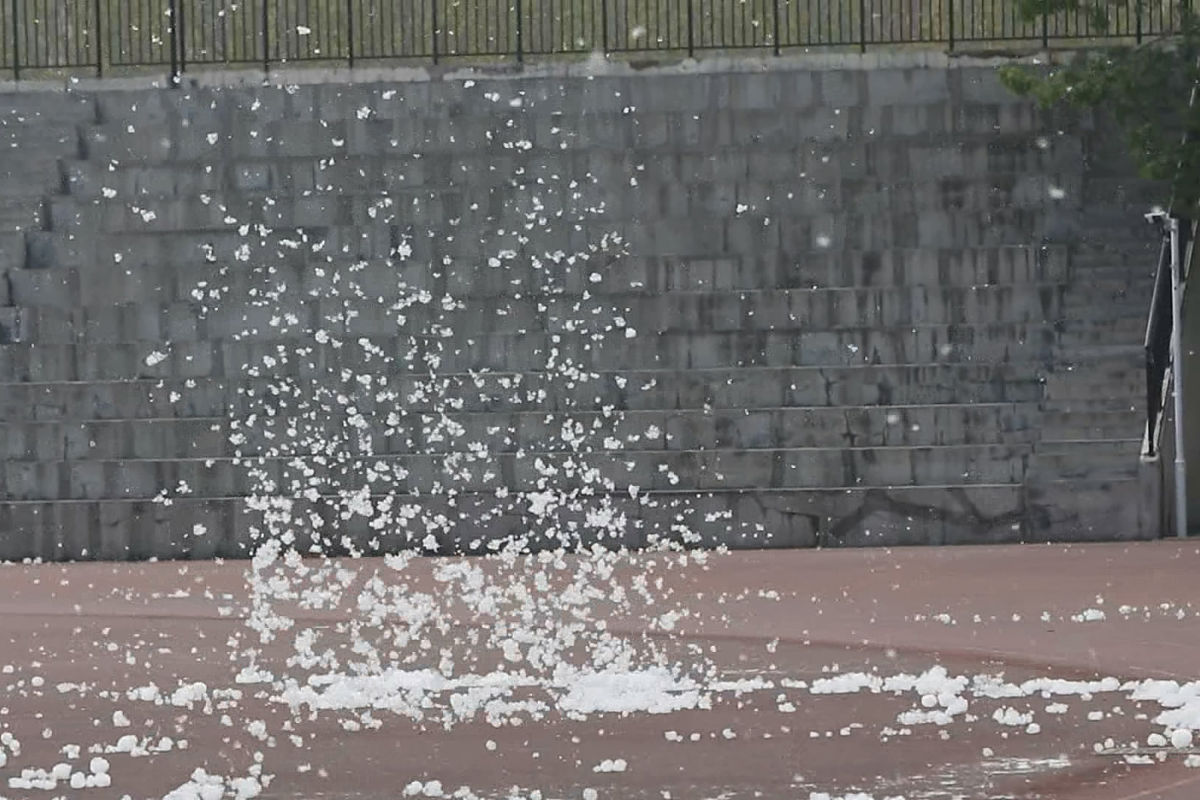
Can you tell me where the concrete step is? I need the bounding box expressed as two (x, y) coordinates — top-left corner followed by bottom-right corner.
(0, 93), (96, 126)
(1057, 315), (1149, 343)
(77, 116), (1087, 165)
(1026, 477), (1147, 542)
(0, 443), (1035, 501)
(0, 120), (80, 148)
(0, 198), (44, 233)
(0, 161), (69, 201)
(1042, 369), (1145, 403)
(0, 231), (24, 273)
(0, 325), (1072, 381)
(1029, 439), (1142, 480)
(0, 473), (1145, 561)
(38, 205), (1071, 253)
(0, 480), (1058, 561)
(0, 403), (1044, 461)
(89, 80), (1067, 126)
(65, 146), (1086, 198)
(1080, 178), (1169, 206)
(20, 241), (1075, 292)
(1037, 416), (1144, 442)
(1069, 243), (1161, 271)
(50, 178), (1085, 231)
(0, 364), (1047, 420)
(6, 285), (1076, 338)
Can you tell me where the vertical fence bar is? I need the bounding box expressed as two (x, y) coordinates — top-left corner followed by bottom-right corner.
(600, 0), (608, 52)
(93, 0), (102, 75)
(947, 0), (954, 49)
(1136, 0), (1143, 43)
(10, 0), (18, 78)
(261, 0), (270, 72)
(168, 0), (179, 83)
(515, 0), (523, 60)
(178, 0), (187, 77)
(346, 0), (353, 66)
(1041, 4), (1048, 48)
(686, 0), (694, 56)
(859, 0), (866, 51)
(431, 0), (438, 63)
(773, 0), (780, 53)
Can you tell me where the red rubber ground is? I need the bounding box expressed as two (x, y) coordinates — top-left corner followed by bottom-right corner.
(2, 541), (1199, 799)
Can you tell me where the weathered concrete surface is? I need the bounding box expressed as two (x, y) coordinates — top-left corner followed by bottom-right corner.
(0, 55), (1164, 559)
(1, 543), (1200, 798)
(1183, 269), (1200, 534)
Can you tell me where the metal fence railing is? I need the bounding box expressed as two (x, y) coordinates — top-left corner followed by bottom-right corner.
(0, 0), (1191, 80)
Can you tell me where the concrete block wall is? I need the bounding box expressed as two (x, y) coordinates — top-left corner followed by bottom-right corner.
(0, 57), (1163, 560)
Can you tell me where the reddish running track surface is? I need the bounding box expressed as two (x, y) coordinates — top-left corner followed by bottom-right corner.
(2, 541), (1200, 800)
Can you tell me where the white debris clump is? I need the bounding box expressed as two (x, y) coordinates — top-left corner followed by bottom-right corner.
(992, 707), (1034, 726)
(558, 668), (703, 716)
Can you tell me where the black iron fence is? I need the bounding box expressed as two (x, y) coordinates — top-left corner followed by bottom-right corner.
(0, 0), (1191, 79)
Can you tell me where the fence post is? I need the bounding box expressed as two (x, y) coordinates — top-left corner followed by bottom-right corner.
(515, 0), (523, 61)
(346, 0), (354, 67)
(178, 0), (187, 77)
(168, 0), (179, 84)
(600, 0), (608, 53)
(261, 0), (270, 74)
(947, 0), (954, 51)
(687, 0), (694, 57)
(773, 0), (780, 54)
(10, 0), (19, 79)
(431, 0), (439, 64)
(94, 0), (102, 76)
(859, 0), (866, 52)
(1136, 0), (1143, 44)
(1041, 5), (1048, 48)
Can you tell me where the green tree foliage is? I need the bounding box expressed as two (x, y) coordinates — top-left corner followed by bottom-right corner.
(998, 1), (1200, 216)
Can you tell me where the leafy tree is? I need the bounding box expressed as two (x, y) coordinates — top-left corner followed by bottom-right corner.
(998, 1), (1200, 216)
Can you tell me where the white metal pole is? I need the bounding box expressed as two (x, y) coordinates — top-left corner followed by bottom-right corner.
(1170, 216), (1188, 538)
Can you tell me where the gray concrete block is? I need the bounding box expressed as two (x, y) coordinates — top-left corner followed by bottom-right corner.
(868, 68), (950, 105)
(818, 70), (866, 106)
